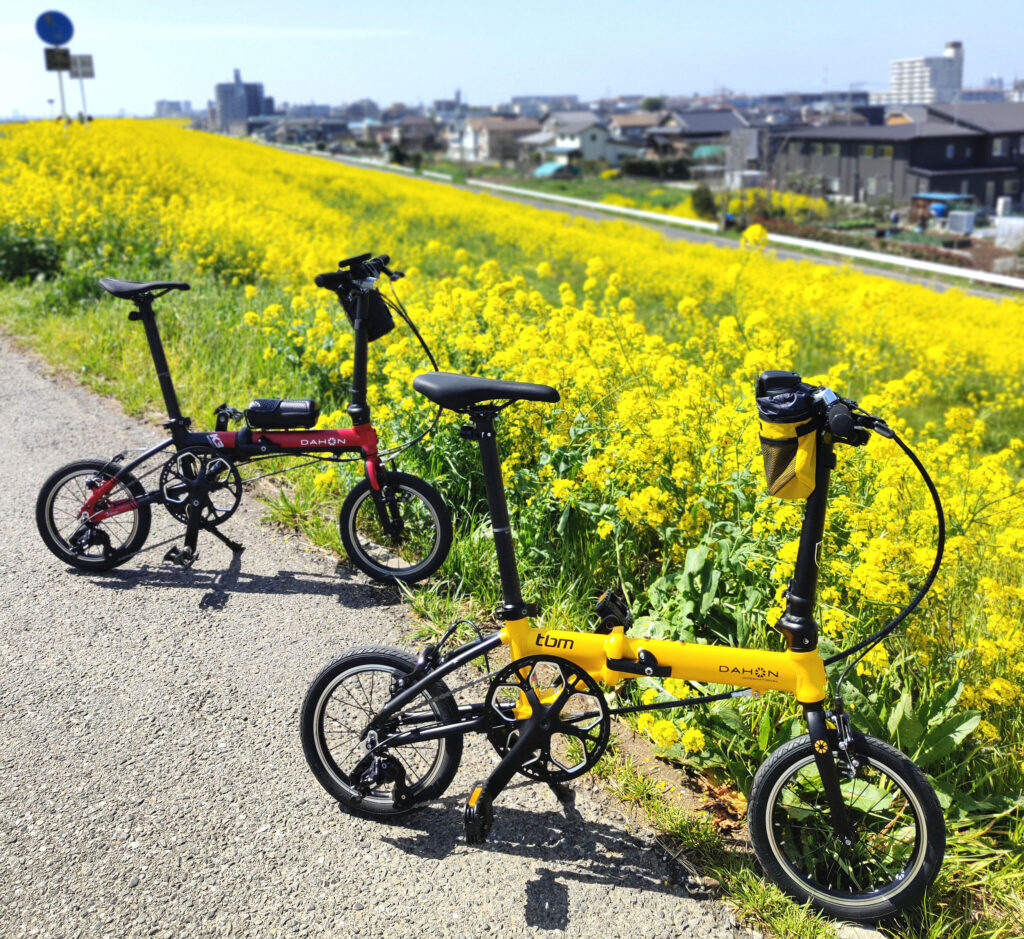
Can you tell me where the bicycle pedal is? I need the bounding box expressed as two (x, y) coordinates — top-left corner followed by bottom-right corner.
(164, 546), (197, 569)
(464, 785), (493, 846)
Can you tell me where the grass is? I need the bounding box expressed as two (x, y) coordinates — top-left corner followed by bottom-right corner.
(587, 738), (838, 939)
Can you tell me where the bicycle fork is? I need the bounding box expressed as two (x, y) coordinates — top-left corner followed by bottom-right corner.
(804, 703), (856, 846)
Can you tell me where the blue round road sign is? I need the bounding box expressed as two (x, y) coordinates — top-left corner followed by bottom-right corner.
(36, 11), (74, 45)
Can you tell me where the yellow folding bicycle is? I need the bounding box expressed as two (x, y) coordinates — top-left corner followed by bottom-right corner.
(301, 369), (946, 922)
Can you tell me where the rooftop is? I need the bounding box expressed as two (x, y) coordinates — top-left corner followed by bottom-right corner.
(925, 101), (1024, 133)
(785, 122), (979, 141)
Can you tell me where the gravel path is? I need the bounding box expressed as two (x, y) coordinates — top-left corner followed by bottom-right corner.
(0, 335), (744, 938)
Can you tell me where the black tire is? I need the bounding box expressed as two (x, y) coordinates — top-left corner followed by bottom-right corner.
(339, 471), (452, 584)
(36, 459), (152, 572)
(748, 732), (945, 921)
(300, 646), (462, 817)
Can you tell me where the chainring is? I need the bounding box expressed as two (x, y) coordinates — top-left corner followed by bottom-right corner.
(484, 654), (610, 783)
(159, 447), (242, 526)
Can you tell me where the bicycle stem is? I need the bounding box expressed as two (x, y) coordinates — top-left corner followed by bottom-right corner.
(774, 432), (835, 653)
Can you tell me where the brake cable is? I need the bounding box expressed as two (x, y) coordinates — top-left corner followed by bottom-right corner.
(371, 280), (443, 462)
(824, 418), (946, 703)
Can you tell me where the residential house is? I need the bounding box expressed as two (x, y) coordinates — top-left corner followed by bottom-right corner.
(772, 105), (1024, 204)
(645, 109), (750, 158)
(453, 116), (541, 162)
(518, 111), (639, 166)
(607, 111), (663, 143)
(394, 115), (438, 151)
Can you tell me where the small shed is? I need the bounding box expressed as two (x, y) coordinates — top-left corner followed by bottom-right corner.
(910, 192), (973, 223)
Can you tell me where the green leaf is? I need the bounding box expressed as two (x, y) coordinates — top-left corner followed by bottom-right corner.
(556, 504), (571, 536)
(757, 708), (771, 751)
(914, 711), (982, 768)
(887, 692), (925, 751)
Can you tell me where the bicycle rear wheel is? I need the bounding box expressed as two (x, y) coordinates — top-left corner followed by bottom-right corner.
(300, 646), (462, 818)
(748, 732), (944, 921)
(36, 459), (152, 571)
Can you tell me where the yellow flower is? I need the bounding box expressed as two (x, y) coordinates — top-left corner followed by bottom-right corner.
(680, 728), (706, 752)
(649, 719), (680, 748)
(740, 223), (768, 249)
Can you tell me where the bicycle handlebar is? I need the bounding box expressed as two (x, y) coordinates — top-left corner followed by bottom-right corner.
(812, 386), (879, 447)
(315, 253), (400, 294)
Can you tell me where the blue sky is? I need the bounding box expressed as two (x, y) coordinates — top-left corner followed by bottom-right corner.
(2, 0), (1020, 118)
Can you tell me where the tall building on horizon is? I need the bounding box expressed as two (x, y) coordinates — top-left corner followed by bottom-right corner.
(870, 41), (964, 106)
(214, 68), (274, 132)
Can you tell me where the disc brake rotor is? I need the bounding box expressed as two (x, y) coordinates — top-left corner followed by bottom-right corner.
(159, 447), (242, 526)
(484, 654), (610, 782)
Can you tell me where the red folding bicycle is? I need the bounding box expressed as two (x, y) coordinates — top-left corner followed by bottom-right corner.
(35, 253), (452, 584)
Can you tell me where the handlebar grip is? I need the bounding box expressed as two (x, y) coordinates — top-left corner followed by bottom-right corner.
(315, 271), (349, 290)
(827, 401), (856, 439)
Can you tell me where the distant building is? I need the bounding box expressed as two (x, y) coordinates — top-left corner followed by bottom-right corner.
(453, 116), (541, 162)
(214, 69), (274, 134)
(285, 103), (331, 119)
(518, 112), (639, 166)
(509, 94), (580, 117)
(155, 100), (192, 118)
(870, 42), (964, 106)
(773, 102), (1024, 205)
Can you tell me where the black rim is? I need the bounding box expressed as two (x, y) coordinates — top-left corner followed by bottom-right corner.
(46, 469), (140, 560)
(766, 752), (926, 906)
(314, 663), (447, 809)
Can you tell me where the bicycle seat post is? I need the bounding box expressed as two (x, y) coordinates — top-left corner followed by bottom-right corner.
(128, 293), (188, 441)
(461, 406), (530, 621)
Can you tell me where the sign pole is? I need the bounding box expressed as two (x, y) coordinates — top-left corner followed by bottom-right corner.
(78, 73), (88, 127)
(35, 11), (75, 127)
(57, 68), (68, 126)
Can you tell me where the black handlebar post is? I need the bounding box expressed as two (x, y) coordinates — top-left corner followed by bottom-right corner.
(347, 291), (371, 425)
(774, 432), (835, 652)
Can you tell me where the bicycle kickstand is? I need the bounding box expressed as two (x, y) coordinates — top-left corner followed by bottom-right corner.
(205, 524), (244, 554)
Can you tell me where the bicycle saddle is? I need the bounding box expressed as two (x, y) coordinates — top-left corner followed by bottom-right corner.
(413, 372), (559, 410)
(99, 278), (191, 299)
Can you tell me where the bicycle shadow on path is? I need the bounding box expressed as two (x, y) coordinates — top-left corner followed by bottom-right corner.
(376, 788), (713, 932)
(66, 550), (401, 612)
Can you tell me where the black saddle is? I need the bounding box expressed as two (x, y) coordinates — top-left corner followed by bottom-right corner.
(413, 372), (559, 411)
(99, 278), (190, 300)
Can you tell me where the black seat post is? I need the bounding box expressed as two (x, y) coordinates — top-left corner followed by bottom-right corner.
(465, 407), (526, 617)
(130, 296), (184, 428)
(347, 292), (371, 426)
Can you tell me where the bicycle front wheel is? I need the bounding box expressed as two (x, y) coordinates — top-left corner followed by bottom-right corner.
(339, 472), (452, 584)
(748, 733), (945, 921)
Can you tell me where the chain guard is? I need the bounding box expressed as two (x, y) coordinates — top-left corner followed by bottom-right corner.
(484, 654), (610, 783)
(159, 447), (242, 526)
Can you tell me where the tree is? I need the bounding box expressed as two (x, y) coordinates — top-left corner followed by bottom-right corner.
(640, 96), (664, 112)
(690, 183), (717, 220)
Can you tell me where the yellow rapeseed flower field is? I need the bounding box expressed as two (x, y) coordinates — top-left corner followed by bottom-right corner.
(3, 122), (1023, 912)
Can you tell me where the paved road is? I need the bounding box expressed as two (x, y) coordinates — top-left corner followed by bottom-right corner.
(0, 335), (743, 939)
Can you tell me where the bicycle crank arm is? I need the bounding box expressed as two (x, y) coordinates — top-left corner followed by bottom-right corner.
(465, 710), (547, 845)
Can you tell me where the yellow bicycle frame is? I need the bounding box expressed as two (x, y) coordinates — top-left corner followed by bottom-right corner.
(500, 617), (828, 704)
